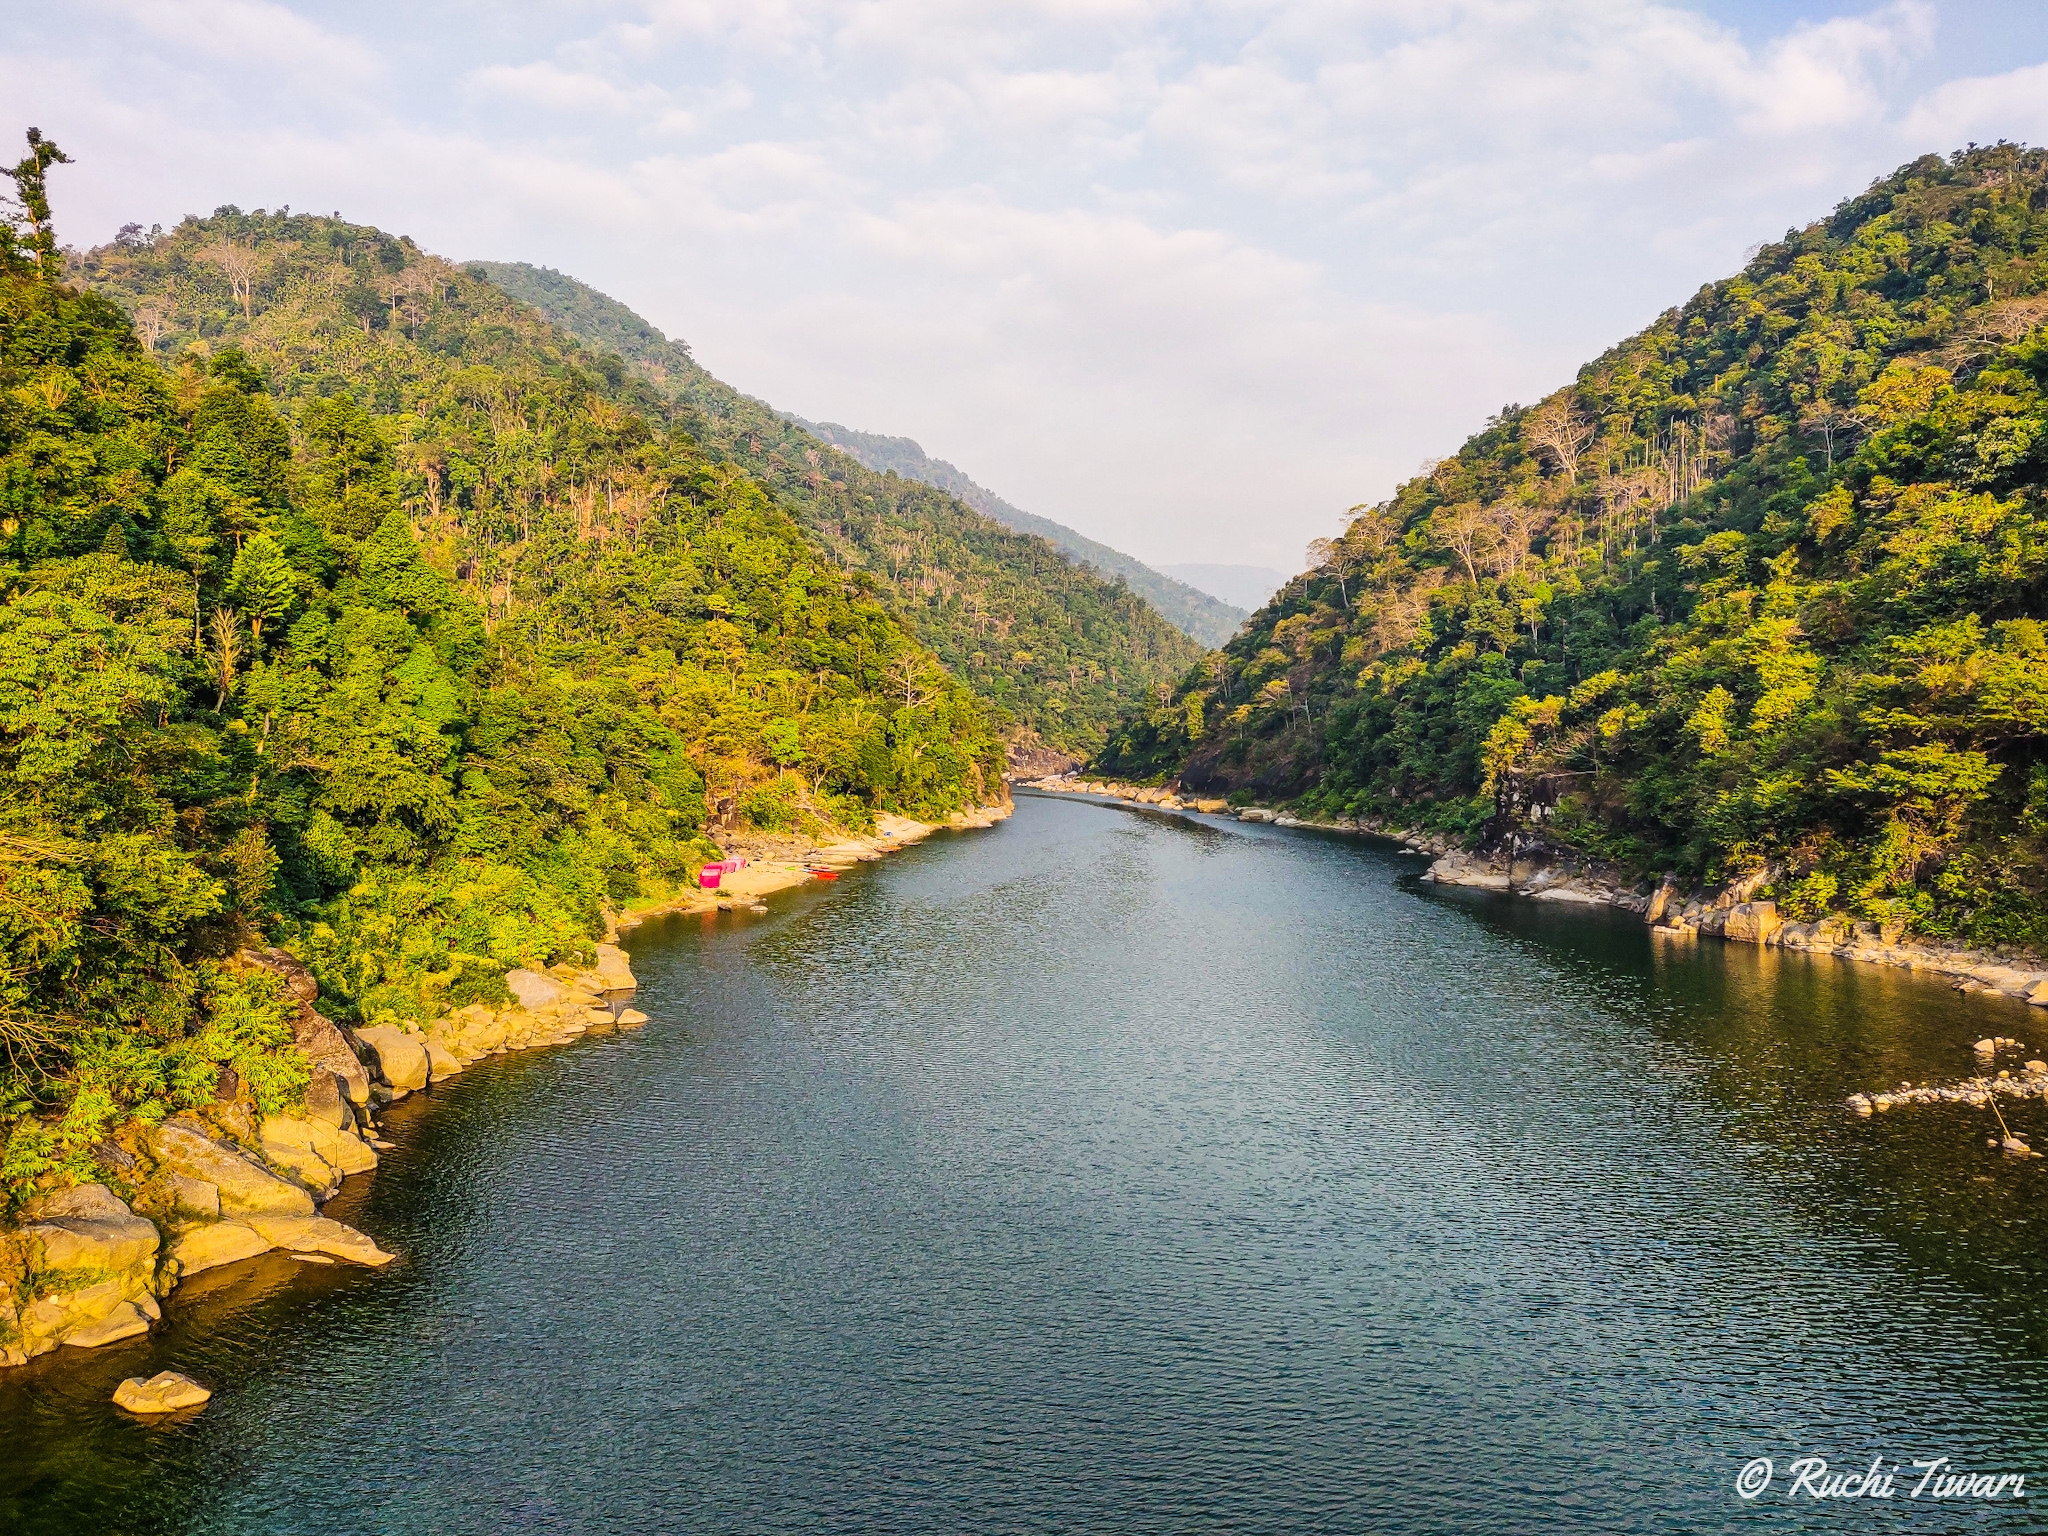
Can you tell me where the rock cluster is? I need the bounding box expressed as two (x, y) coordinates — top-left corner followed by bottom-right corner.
(1023, 775), (1228, 814)
(1847, 1049), (2048, 1142)
(1419, 839), (2048, 1005)
(1, 941), (640, 1377)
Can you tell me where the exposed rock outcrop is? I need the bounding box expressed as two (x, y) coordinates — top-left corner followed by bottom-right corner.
(5, 942), (644, 1378)
(113, 1371), (211, 1414)
(0, 1183), (163, 1365)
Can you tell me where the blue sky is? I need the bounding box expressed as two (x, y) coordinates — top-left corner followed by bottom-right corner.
(6, 1), (2045, 569)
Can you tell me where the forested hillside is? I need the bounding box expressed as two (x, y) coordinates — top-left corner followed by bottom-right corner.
(472, 261), (1205, 756)
(1, 150), (1000, 1202)
(1098, 145), (2048, 952)
(790, 417), (1246, 648)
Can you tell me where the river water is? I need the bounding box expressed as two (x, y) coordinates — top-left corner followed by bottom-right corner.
(7, 793), (2048, 1533)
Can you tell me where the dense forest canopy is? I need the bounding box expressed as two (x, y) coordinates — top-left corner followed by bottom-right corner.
(472, 261), (1206, 757)
(1097, 144), (2048, 952)
(0, 150), (1001, 1203)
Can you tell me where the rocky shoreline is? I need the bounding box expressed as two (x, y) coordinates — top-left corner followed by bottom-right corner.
(1, 804), (1010, 1380)
(1022, 775), (2048, 1010)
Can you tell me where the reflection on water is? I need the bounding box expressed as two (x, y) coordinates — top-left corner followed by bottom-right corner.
(6, 794), (2048, 1534)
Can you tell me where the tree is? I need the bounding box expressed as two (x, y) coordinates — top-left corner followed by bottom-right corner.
(1798, 402), (1861, 467)
(1525, 397), (1594, 483)
(205, 237), (257, 319)
(208, 607), (242, 710)
(1431, 501), (1493, 586)
(226, 532), (297, 646)
(3, 128), (71, 276)
(1306, 537), (1352, 608)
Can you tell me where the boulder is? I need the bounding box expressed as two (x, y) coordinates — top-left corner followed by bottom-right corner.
(356, 1025), (430, 1094)
(258, 1114), (378, 1195)
(301, 1069), (352, 1130)
(424, 1039), (463, 1081)
(22, 1183), (161, 1277)
(10, 1184), (163, 1356)
(154, 1121), (315, 1217)
(169, 1220), (271, 1276)
(592, 943), (636, 992)
(113, 1371), (212, 1414)
(1721, 901), (1783, 945)
(505, 968), (564, 1012)
(616, 1008), (649, 1027)
(1644, 878), (1682, 925)
(244, 1214), (394, 1267)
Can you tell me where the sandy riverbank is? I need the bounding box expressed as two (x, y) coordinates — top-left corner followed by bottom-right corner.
(616, 803), (1013, 929)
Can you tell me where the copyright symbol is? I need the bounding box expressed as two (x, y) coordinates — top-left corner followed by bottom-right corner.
(1736, 1458), (1774, 1499)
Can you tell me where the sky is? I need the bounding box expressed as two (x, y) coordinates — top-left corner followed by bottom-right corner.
(4, 2), (2046, 571)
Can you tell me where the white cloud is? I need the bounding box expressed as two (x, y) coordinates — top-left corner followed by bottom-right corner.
(2, 0), (2043, 569)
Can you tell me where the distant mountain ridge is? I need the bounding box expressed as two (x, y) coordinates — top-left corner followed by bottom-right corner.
(470, 261), (1206, 757)
(790, 419), (1245, 648)
(1155, 563), (1289, 612)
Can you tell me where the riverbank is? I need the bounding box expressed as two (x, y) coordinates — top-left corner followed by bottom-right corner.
(614, 804), (1012, 930)
(1, 804), (1010, 1378)
(1023, 774), (2048, 1011)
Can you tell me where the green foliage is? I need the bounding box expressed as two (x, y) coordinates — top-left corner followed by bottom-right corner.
(474, 261), (1205, 756)
(1111, 145), (2048, 947)
(1, 181), (1008, 1200)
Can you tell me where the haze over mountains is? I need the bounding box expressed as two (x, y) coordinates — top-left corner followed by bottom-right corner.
(1155, 564), (1290, 613)
(471, 260), (1203, 760)
(792, 420), (1246, 649)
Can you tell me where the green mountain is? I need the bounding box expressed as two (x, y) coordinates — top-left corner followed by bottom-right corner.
(789, 418), (1246, 648)
(470, 262), (1207, 758)
(1, 169), (1001, 1202)
(1096, 144), (2048, 953)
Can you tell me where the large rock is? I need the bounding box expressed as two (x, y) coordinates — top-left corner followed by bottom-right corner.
(504, 969), (563, 1012)
(1722, 901), (1784, 946)
(301, 1069), (353, 1130)
(154, 1121), (314, 1217)
(245, 1214), (394, 1267)
(169, 1220), (271, 1276)
(592, 943), (636, 992)
(355, 1025), (429, 1094)
(22, 1183), (161, 1277)
(303, 1010), (371, 1107)
(113, 1371), (212, 1414)
(258, 1114), (377, 1196)
(424, 1039), (463, 1081)
(62, 1299), (153, 1348)
(167, 1175), (221, 1220)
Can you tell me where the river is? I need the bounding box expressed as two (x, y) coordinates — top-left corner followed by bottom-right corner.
(6, 792), (2048, 1532)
